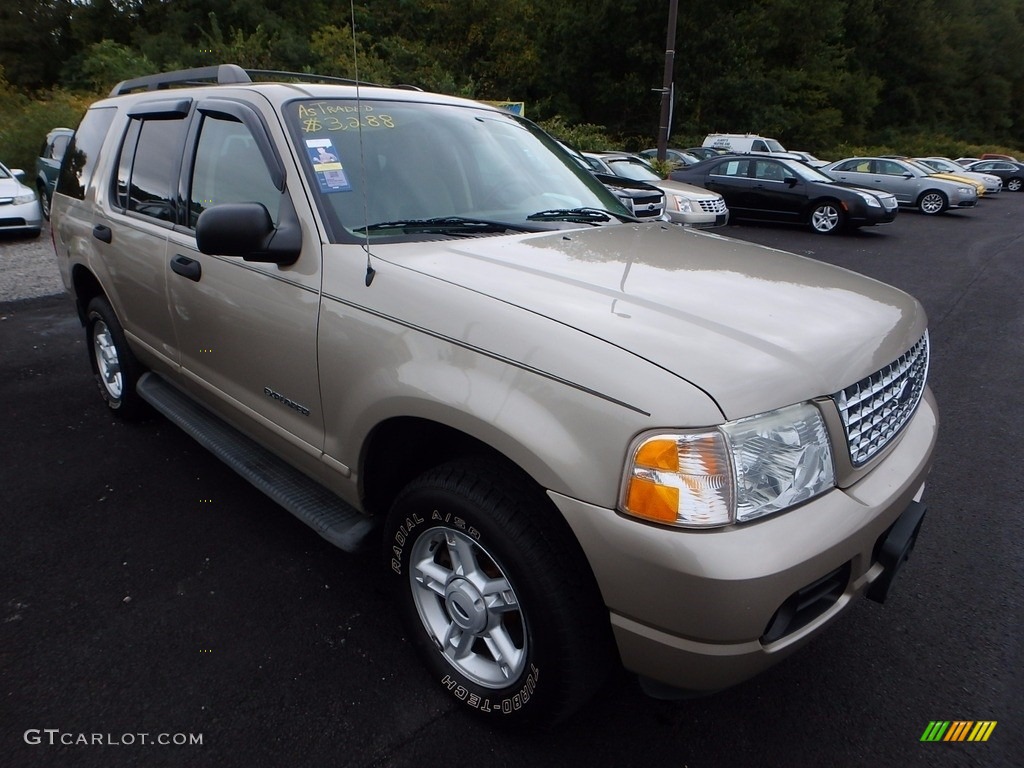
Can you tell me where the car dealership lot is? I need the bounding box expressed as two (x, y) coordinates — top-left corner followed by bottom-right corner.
(2, 200), (1021, 767)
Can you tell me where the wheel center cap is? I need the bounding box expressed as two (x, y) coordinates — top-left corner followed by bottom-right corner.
(444, 578), (487, 633)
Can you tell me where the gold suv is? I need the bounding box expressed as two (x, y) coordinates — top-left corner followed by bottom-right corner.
(51, 65), (938, 725)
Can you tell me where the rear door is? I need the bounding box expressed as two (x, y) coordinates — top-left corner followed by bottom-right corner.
(101, 99), (193, 367)
(705, 158), (756, 215)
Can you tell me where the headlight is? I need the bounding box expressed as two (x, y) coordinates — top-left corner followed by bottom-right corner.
(858, 192), (880, 208)
(671, 195), (695, 213)
(621, 402), (835, 528)
(14, 191), (37, 205)
(957, 186), (973, 196)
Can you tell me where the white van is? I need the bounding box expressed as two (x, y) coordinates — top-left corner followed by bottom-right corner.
(703, 133), (787, 154)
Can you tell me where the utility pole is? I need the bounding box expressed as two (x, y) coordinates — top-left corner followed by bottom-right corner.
(656, 0), (679, 162)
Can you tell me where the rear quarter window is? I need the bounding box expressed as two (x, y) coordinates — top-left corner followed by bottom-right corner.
(57, 107), (117, 200)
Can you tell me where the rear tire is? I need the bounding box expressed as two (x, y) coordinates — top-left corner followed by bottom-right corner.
(1007, 177), (1023, 192)
(85, 296), (146, 419)
(384, 459), (613, 726)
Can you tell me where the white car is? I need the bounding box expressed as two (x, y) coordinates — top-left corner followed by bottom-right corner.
(917, 157), (1002, 194)
(0, 162), (42, 238)
(583, 152), (729, 227)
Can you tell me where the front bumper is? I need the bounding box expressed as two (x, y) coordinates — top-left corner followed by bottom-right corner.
(667, 208), (730, 228)
(0, 199), (42, 233)
(551, 388), (938, 694)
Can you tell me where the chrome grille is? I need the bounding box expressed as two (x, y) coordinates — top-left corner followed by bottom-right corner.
(833, 332), (929, 466)
(698, 198), (728, 214)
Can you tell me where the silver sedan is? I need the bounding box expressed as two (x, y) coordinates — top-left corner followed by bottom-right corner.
(820, 157), (978, 215)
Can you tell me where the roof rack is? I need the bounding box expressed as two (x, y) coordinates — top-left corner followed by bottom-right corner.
(240, 68), (421, 90)
(110, 65), (252, 96)
(109, 64), (419, 96)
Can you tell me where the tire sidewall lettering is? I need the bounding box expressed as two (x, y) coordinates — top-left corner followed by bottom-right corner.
(390, 509), (481, 574)
(441, 664), (539, 715)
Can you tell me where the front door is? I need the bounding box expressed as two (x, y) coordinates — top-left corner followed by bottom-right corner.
(167, 104), (325, 452)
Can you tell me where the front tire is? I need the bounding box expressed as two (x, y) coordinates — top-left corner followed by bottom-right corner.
(1006, 177), (1023, 192)
(384, 460), (613, 726)
(85, 296), (146, 419)
(38, 184), (51, 220)
(808, 200), (846, 234)
(918, 189), (948, 215)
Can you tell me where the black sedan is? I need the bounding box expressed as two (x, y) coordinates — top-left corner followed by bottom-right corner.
(964, 159), (1024, 192)
(670, 155), (899, 234)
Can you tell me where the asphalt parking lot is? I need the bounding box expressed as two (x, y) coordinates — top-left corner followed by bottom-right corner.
(2, 201), (1021, 768)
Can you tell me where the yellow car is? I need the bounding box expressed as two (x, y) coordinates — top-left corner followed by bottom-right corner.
(903, 158), (987, 196)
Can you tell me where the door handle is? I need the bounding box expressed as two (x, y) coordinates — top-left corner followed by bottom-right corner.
(170, 254), (202, 282)
(92, 224), (112, 243)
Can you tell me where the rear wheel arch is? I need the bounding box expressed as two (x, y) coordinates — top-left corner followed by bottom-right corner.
(71, 264), (107, 325)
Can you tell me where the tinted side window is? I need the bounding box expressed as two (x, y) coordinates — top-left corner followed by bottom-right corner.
(188, 115), (280, 229)
(711, 159), (750, 178)
(56, 107), (117, 200)
(753, 160), (784, 181)
(51, 134), (71, 161)
(878, 161), (905, 176)
(112, 118), (187, 223)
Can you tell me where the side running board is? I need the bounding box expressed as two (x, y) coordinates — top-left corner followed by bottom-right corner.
(136, 372), (376, 553)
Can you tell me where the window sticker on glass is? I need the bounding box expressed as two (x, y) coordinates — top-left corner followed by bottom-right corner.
(305, 138), (351, 192)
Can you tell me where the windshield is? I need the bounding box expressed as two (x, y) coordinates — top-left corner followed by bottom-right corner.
(906, 159), (946, 176)
(784, 159), (839, 184)
(765, 139), (787, 152)
(605, 158), (661, 182)
(920, 158), (958, 173)
(284, 99), (627, 242)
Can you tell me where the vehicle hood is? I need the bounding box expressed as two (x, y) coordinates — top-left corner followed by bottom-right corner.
(383, 224), (927, 419)
(813, 179), (893, 199)
(930, 172), (982, 190)
(650, 179), (721, 200)
(0, 177), (30, 198)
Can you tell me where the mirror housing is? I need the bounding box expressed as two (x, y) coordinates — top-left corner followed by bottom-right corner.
(195, 199), (301, 265)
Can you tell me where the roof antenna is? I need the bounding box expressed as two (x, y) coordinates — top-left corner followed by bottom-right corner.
(350, 0), (376, 287)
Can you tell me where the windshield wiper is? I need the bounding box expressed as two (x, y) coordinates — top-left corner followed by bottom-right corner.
(526, 207), (633, 224)
(359, 216), (531, 235)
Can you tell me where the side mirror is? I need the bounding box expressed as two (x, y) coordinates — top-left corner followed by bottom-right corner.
(195, 198), (301, 265)
(903, 172), (915, 179)
(785, 176), (799, 187)
(10, 168), (26, 182)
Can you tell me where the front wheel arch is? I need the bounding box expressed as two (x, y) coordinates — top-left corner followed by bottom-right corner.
(806, 198), (847, 234)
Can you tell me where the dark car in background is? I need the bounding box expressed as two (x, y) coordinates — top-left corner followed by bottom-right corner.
(671, 154), (898, 234)
(964, 159), (1024, 192)
(35, 127), (74, 220)
(584, 151), (728, 228)
(638, 148), (703, 167)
